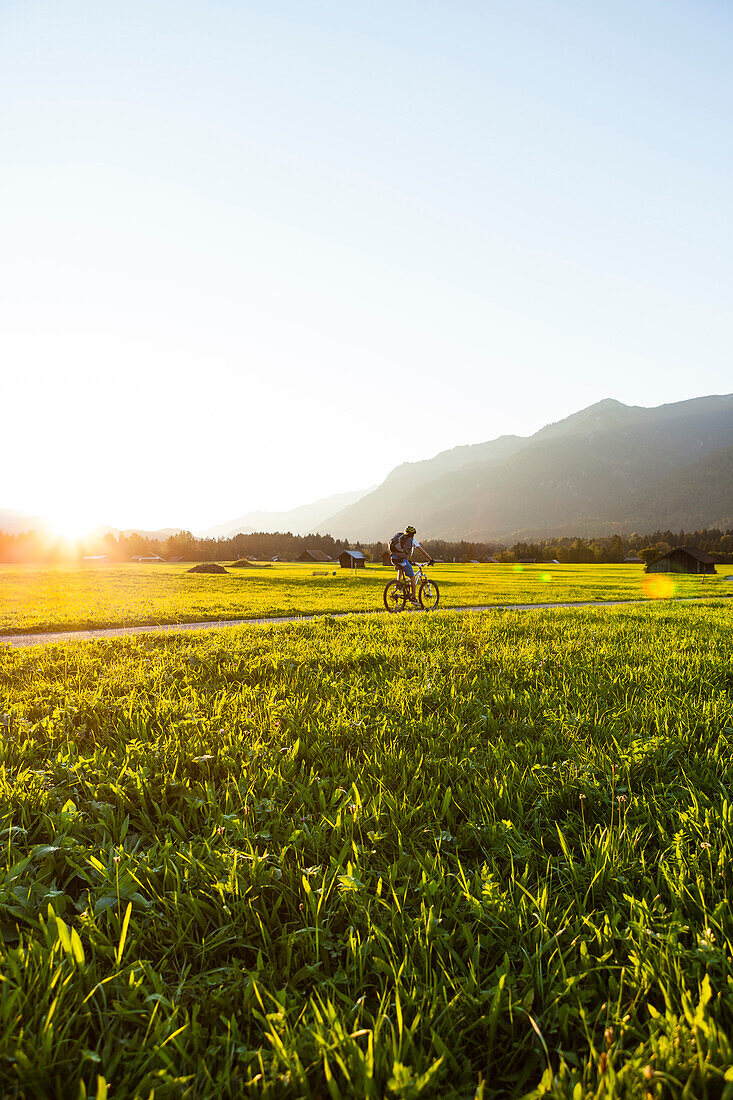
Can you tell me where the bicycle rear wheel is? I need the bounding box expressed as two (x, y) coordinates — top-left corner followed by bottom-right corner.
(418, 577), (440, 611)
(384, 580), (408, 613)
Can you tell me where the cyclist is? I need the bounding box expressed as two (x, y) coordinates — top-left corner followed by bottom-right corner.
(389, 526), (434, 607)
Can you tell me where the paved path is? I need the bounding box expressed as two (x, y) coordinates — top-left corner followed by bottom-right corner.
(1, 596), (728, 648)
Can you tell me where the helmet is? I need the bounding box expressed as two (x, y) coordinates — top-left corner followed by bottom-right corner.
(405, 525), (416, 535)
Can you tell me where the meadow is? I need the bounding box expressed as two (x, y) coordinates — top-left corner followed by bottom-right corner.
(1, 601), (732, 1097)
(1, 561), (731, 635)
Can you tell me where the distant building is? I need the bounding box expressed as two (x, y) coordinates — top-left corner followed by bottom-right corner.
(82, 554), (108, 561)
(623, 554), (643, 564)
(646, 546), (716, 575)
(297, 549), (332, 563)
(339, 549), (367, 569)
(131, 554), (164, 562)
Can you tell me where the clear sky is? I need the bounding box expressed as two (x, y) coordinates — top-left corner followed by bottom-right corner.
(2, 0), (731, 533)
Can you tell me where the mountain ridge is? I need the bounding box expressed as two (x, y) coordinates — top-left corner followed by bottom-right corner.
(4, 395), (731, 543)
(321, 394), (733, 541)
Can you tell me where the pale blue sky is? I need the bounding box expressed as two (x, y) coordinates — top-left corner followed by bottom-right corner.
(2, 1), (731, 530)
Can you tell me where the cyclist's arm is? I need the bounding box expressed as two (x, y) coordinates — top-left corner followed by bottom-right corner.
(411, 539), (433, 563)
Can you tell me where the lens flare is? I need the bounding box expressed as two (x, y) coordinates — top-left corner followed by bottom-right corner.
(642, 574), (676, 599)
(513, 564), (523, 573)
(539, 572), (552, 583)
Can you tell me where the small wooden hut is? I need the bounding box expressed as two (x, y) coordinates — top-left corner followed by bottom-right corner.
(646, 546), (716, 575)
(339, 550), (367, 569)
(297, 549), (332, 563)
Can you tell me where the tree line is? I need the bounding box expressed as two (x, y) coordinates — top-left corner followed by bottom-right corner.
(485, 530), (733, 564)
(1, 526), (732, 564)
(0, 529), (351, 564)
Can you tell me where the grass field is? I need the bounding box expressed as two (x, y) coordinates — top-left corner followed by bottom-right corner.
(1, 561), (731, 635)
(1, 602), (732, 1097)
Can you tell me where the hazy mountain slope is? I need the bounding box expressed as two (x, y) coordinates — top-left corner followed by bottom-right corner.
(200, 487), (372, 539)
(500, 446), (733, 540)
(117, 528), (185, 540)
(323, 394), (733, 541)
(599, 445), (733, 534)
(0, 510), (45, 535)
(323, 435), (526, 539)
(381, 434), (526, 492)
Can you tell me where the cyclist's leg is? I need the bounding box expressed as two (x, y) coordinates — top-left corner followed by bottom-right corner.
(401, 559), (417, 601)
(391, 554), (406, 582)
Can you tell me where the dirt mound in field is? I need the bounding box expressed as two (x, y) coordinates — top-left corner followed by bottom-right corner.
(187, 563), (229, 574)
(230, 559), (255, 568)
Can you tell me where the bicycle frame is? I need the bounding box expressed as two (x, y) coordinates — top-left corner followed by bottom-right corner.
(395, 562), (428, 590)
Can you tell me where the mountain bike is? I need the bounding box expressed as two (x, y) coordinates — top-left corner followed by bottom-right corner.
(383, 562), (440, 613)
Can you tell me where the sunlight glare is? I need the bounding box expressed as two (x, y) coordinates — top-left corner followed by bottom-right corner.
(42, 507), (101, 542)
(642, 574), (677, 599)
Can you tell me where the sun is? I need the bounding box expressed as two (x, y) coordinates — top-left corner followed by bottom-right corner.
(42, 506), (101, 541)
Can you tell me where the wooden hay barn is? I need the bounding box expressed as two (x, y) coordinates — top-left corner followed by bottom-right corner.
(646, 546), (717, 575)
(339, 550), (367, 569)
(297, 549), (332, 563)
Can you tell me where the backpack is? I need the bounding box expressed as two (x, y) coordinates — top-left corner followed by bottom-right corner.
(389, 531), (407, 556)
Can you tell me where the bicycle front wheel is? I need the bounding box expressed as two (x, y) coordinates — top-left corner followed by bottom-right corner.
(384, 580), (408, 613)
(418, 577), (440, 611)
